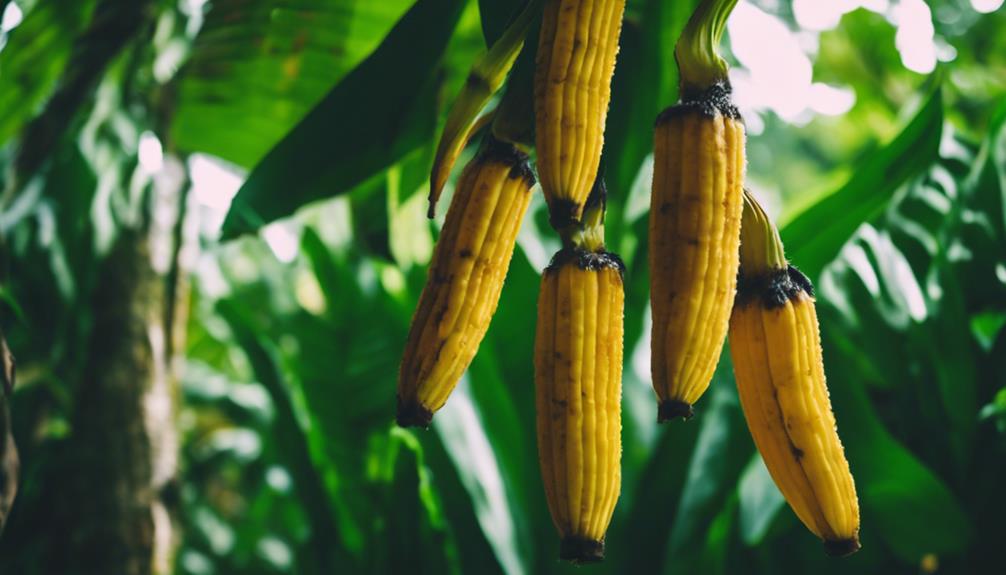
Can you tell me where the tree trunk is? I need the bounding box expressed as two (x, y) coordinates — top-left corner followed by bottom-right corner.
(0, 330), (18, 535)
(54, 231), (160, 575)
(52, 169), (191, 573)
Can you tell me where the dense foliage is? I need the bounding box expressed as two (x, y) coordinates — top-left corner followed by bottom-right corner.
(0, 0), (1003, 574)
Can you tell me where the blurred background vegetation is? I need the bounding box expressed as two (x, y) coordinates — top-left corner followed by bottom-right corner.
(0, 0), (1003, 573)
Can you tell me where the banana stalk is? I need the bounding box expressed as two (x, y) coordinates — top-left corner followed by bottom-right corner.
(649, 0), (744, 421)
(398, 136), (535, 427)
(428, 0), (542, 216)
(535, 188), (624, 562)
(534, 0), (626, 228)
(729, 189), (861, 556)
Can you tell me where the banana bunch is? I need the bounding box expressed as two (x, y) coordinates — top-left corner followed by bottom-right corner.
(534, 192), (624, 563)
(646, 0), (861, 555)
(730, 189), (861, 556)
(534, 0), (626, 228)
(397, 0), (861, 561)
(397, 137), (535, 427)
(648, 0), (745, 421)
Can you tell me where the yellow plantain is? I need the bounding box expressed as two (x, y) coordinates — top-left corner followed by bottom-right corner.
(397, 136), (535, 427)
(649, 0), (744, 421)
(729, 189), (861, 556)
(535, 247), (624, 563)
(534, 0), (626, 228)
(534, 186), (624, 562)
(649, 89), (744, 421)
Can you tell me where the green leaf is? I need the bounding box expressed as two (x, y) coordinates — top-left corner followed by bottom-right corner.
(971, 311), (1006, 352)
(0, 0), (97, 147)
(478, 0), (525, 46)
(299, 227), (360, 319)
(736, 455), (785, 546)
(421, 429), (508, 575)
(348, 172), (394, 261)
(821, 334), (973, 562)
(782, 87), (944, 279)
(699, 494), (739, 575)
(434, 380), (531, 575)
(603, 355), (748, 575)
(800, 96), (1006, 567)
(614, 414), (701, 573)
(173, 0), (415, 167)
(216, 298), (354, 574)
(376, 429), (459, 574)
(0, 286), (25, 325)
(220, 0), (469, 240)
(663, 359), (754, 575)
(388, 154), (435, 268)
(822, 131), (1006, 468)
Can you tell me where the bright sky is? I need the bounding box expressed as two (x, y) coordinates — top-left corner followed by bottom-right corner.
(970, 0), (1005, 13)
(0, 1), (22, 33)
(727, 0), (979, 129)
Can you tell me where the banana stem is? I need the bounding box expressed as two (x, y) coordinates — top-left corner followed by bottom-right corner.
(674, 0), (738, 98)
(478, 0), (543, 82)
(739, 188), (787, 275)
(428, 0), (543, 216)
(562, 179), (607, 252)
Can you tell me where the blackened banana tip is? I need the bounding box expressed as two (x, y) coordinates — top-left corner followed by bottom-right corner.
(823, 536), (861, 557)
(736, 265), (813, 310)
(559, 536), (605, 564)
(657, 399), (695, 422)
(396, 397), (434, 429)
(656, 81), (741, 124)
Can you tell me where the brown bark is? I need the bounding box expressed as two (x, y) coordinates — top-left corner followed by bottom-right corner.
(54, 230), (160, 575)
(0, 331), (18, 534)
(52, 158), (192, 572)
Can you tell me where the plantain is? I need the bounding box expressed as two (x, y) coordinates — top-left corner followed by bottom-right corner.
(649, 0), (744, 421)
(534, 0), (626, 228)
(397, 136), (535, 427)
(534, 187), (624, 562)
(729, 189), (861, 556)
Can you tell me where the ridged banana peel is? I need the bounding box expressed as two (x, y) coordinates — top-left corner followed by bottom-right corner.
(535, 247), (624, 562)
(398, 137), (536, 427)
(649, 83), (745, 421)
(729, 190), (861, 556)
(534, 0), (626, 228)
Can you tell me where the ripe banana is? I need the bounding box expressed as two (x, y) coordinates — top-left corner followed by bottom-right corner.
(649, 82), (745, 421)
(730, 189), (861, 556)
(535, 245), (624, 562)
(649, 0), (744, 420)
(397, 136), (535, 427)
(534, 0), (626, 228)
